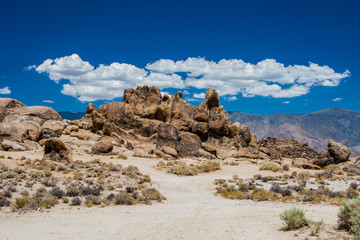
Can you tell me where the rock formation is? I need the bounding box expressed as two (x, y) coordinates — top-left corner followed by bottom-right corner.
(43, 138), (72, 163)
(82, 85), (254, 159)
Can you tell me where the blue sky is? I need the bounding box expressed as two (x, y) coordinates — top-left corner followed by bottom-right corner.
(0, 0), (359, 114)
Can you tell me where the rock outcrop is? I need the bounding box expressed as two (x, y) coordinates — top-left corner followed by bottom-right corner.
(313, 139), (351, 167)
(0, 98), (63, 151)
(81, 85), (254, 158)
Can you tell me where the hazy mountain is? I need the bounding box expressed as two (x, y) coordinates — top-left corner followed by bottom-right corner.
(59, 111), (85, 120)
(229, 108), (360, 153)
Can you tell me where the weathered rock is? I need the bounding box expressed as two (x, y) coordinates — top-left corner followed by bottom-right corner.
(175, 132), (202, 158)
(156, 123), (179, 149)
(259, 137), (319, 160)
(203, 88), (219, 110)
(0, 98), (26, 122)
(86, 103), (96, 114)
(161, 146), (178, 158)
(91, 140), (113, 154)
(41, 120), (66, 139)
(328, 139), (351, 163)
(1, 140), (25, 151)
(43, 138), (72, 163)
(153, 149), (174, 160)
(22, 140), (41, 151)
(10, 106), (62, 125)
(0, 122), (27, 142)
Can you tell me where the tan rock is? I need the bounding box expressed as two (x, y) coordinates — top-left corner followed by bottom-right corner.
(175, 132), (202, 158)
(161, 146), (178, 158)
(91, 140), (113, 153)
(43, 138), (72, 163)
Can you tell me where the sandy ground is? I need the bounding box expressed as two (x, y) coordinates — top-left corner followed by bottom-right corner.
(0, 151), (346, 240)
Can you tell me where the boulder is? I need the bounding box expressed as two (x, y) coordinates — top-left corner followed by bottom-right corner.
(161, 146), (178, 158)
(10, 106), (62, 125)
(22, 140), (41, 151)
(0, 98), (25, 122)
(0, 122), (27, 142)
(91, 140), (113, 153)
(175, 132), (202, 158)
(156, 123), (179, 149)
(328, 139), (351, 163)
(1, 140), (25, 151)
(43, 138), (72, 163)
(86, 103), (96, 114)
(41, 120), (66, 139)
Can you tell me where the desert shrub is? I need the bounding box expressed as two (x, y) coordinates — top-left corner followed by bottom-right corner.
(251, 188), (279, 201)
(79, 186), (101, 196)
(66, 186), (80, 197)
(347, 187), (359, 199)
(298, 171), (311, 180)
(259, 163), (281, 172)
(122, 165), (140, 178)
(141, 188), (165, 202)
(117, 153), (128, 160)
(40, 195), (58, 209)
(15, 197), (29, 209)
(71, 197), (82, 206)
(168, 163), (199, 176)
(280, 207), (308, 230)
(107, 193), (115, 201)
(0, 155), (5, 158)
(0, 198), (10, 207)
(50, 187), (65, 199)
(198, 161), (221, 172)
(270, 184), (292, 197)
(114, 192), (135, 205)
(338, 197), (360, 238)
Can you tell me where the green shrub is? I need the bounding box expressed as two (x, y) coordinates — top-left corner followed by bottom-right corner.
(338, 197), (360, 238)
(280, 207), (308, 230)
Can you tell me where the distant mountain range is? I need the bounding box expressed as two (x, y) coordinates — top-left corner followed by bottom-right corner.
(229, 108), (360, 153)
(59, 111), (85, 121)
(59, 108), (360, 153)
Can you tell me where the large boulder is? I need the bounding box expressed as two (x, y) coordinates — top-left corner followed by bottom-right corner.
(0, 122), (27, 142)
(328, 139), (351, 163)
(91, 140), (113, 154)
(175, 132), (202, 158)
(0, 98), (26, 122)
(43, 138), (72, 163)
(10, 106), (62, 125)
(156, 123), (179, 149)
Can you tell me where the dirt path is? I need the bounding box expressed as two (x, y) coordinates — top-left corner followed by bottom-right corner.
(0, 152), (342, 240)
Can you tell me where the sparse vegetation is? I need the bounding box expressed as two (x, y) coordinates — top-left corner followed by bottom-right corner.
(338, 197), (360, 238)
(259, 163), (282, 172)
(280, 207), (308, 230)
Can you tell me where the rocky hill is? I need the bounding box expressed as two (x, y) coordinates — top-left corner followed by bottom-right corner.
(230, 108), (360, 153)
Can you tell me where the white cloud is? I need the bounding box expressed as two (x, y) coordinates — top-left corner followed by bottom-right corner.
(193, 92), (206, 99)
(183, 90), (190, 95)
(0, 86), (11, 94)
(186, 98), (202, 102)
(227, 96), (238, 101)
(43, 100), (55, 103)
(147, 57), (349, 98)
(332, 97), (342, 102)
(283, 101), (290, 104)
(30, 54), (350, 102)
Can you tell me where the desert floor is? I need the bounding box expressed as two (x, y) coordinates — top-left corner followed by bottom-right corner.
(0, 151), (348, 240)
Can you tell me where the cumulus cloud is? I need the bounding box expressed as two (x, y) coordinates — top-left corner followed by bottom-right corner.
(283, 101), (290, 104)
(43, 100), (55, 103)
(226, 96), (238, 101)
(0, 86), (11, 94)
(30, 54), (350, 102)
(332, 97), (342, 102)
(186, 98), (202, 102)
(193, 92), (206, 99)
(183, 90), (190, 95)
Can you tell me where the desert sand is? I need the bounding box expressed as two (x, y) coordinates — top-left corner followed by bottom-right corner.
(0, 151), (347, 240)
